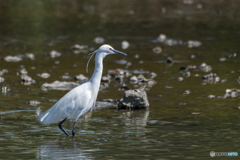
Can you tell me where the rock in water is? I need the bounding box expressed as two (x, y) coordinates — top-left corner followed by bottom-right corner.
(118, 89), (149, 109)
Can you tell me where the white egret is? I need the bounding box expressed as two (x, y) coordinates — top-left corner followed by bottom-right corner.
(39, 44), (127, 136)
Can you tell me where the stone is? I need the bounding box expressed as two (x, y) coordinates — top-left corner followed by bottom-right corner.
(118, 89), (149, 109)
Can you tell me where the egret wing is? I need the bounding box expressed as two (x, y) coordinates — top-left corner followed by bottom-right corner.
(40, 83), (92, 125)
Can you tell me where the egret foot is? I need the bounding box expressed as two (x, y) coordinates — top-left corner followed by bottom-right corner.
(58, 118), (69, 136)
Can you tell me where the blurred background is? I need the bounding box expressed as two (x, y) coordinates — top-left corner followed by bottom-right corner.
(0, 0), (240, 159)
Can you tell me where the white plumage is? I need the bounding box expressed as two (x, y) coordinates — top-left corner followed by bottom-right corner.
(39, 44), (127, 136)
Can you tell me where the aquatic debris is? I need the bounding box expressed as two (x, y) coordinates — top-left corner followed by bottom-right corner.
(94, 37), (104, 44)
(101, 76), (110, 82)
(4, 56), (22, 62)
(165, 39), (178, 46)
(74, 74), (88, 83)
(183, 0), (193, 4)
(208, 95), (215, 99)
(37, 73), (50, 79)
(187, 40), (202, 48)
(137, 74), (148, 82)
(95, 101), (116, 108)
(122, 41), (130, 49)
(118, 89), (149, 109)
(130, 76), (138, 83)
(180, 66), (188, 71)
(1, 85), (10, 93)
(20, 68), (28, 75)
(0, 69), (8, 76)
(152, 46), (162, 54)
(114, 75), (123, 83)
(199, 63), (212, 72)
(25, 53), (35, 60)
(228, 53), (237, 58)
(70, 44), (88, 54)
(115, 59), (128, 65)
(54, 61), (60, 64)
(61, 75), (72, 80)
(202, 73), (220, 83)
(148, 72), (157, 79)
(183, 90), (190, 95)
(100, 83), (109, 90)
(20, 75), (31, 82)
(166, 57), (174, 63)
(183, 71), (191, 77)
(119, 84), (131, 91)
(134, 54), (139, 59)
(27, 101), (41, 106)
(224, 89), (240, 98)
(70, 44), (88, 50)
(49, 50), (61, 58)
(0, 77), (5, 83)
(177, 77), (184, 81)
(41, 81), (79, 90)
(157, 34), (167, 42)
(219, 57), (226, 62)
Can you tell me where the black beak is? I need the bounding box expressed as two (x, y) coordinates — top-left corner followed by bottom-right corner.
(113, 49), (127, 56)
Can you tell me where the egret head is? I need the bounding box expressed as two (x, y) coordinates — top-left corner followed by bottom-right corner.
(98, 44), (127, 57)
(86, 44), (127, 73)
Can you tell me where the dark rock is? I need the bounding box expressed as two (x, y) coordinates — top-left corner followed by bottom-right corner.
(166, 57), (174, 63)
(180, 66), (188, 71)
(74, 74), (88, 82)
(118, 89), (149, 109)
(101, 76), (110, 82)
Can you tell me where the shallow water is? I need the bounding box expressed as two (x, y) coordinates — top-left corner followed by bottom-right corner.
(0, 0), (240, 159)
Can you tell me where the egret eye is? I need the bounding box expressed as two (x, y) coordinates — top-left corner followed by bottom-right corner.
(109, 48), (114, 51)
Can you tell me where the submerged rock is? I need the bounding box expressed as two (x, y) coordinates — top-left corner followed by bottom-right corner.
(94, 37), (104, 44)
(166, 57), (174, 63)
(0, 69), (8, 76)
(70, 44), (88, 54)
(0, 77), (5, 83)
(118, 89), (149, 109)
(41, 81), (79, 90)
(27, 101), (41, 106)
(202, 73), (220, 84)
(49, 50), (61, 58)
(25, 53), (35, 60)
(199, 63), (212, 72)
(4, 56), (22, 62)
(122, 41), (130, 49)
(20, 75), (33, 82)
(1, 85), (10, 93)
(152, 46), (162, 54)
(101, 76), (110, 82)
(74, 74), (88, 83)
(38, 73), (50, 79)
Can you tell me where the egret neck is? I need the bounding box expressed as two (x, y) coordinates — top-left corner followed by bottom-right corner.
(89, 52), (105, 102)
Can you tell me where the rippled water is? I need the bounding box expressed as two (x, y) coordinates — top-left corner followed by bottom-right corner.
(0, 0), (240, 159)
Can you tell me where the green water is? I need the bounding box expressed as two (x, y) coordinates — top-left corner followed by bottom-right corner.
(0, 0), (240, 159)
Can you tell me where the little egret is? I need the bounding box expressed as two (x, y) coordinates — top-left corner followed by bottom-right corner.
(39, 44), (127, 136)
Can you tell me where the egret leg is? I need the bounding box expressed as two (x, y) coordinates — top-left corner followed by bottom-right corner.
(58, 118), (69, 136)
(72, 121), (77, 137)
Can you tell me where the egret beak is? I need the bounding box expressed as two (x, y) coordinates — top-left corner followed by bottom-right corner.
(113, 49), (127, 56)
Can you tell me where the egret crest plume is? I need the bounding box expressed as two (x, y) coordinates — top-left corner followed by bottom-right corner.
(86, 50), (97, 73)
